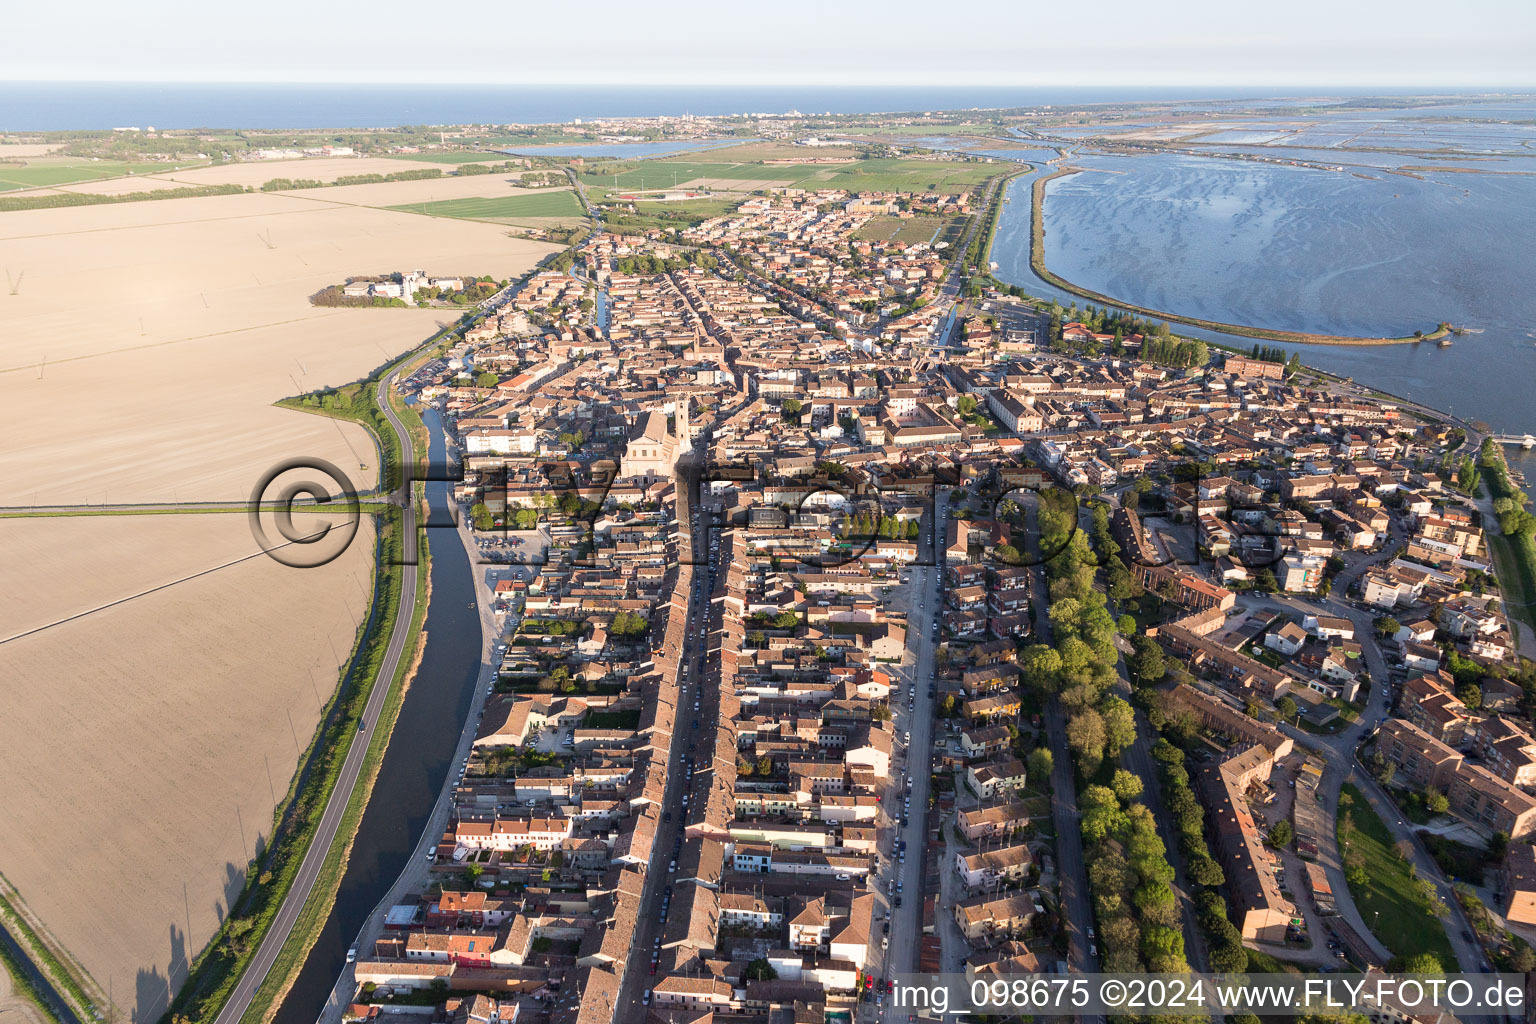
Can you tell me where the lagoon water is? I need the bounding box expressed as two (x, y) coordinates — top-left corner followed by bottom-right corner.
(987, 148), (1536, 492)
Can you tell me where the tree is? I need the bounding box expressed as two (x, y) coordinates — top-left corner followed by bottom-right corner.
(1129, 635), (1165, 683)
(1275, 696), (1298, 722)
(475, 370), (499, 388)
(1027, 747), (1054, 783)
(1066, 708), (1106, 773)
(1209, 942), (1248, 972)
(1019, 644), (1063, 691)
(743, 958), (778, 981)
(1188, 856), (1226, 888)
(1099, 697), (1137, 758)
(1457, 683), (1482, 710)
(1401, 952), (1443, 974)
(756, 755), (773, 777)
(1268, 820), (1294, 847)
(1111, 769), (1143, 803)
(1374, 615), (1401, 636)
(1117, 613), (1137, 636)
(781, 398), (803, 421)
(1425, 787), (1449, 814)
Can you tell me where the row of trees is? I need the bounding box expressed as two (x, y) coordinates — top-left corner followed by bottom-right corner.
(612, 251), (719, 276)
(1080, 785), (1188, 972)
(1141, 335), (1211, 369)
(837, 512), (921, 541)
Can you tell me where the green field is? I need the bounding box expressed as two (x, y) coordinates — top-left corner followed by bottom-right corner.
(389, 190), (586, 222)
(854, 214), (955, 244)
(0, 159), (176, 189)
(582, 161), (810, 189)
(579, 154), (1001, 196)
(1338, 783), (1456, 967)
(382, 151), (515, 165)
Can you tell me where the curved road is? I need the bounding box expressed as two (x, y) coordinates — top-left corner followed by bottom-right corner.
(211, 369), (421, 1024)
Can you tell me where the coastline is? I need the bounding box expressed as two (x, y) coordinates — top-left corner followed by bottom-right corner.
(1025, 167), (1452, 347)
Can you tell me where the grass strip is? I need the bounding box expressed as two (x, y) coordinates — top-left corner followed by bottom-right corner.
(1337, 784), (1455, 966)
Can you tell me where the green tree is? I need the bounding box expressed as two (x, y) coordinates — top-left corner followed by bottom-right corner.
(475, 371), (499, 388)
(1275, 696), (1298, 722)
(1099, 696), (1137, 758)
(1268, 819), (1294, 847)
(1425, 787), (1450, 813)
(1027, 747), (1054, 783)
(1067, 708), (1106, 773)
(743, 958), (778, 981)
(1111, 769), (1143, 803)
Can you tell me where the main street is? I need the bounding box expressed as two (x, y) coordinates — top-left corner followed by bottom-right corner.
(611, 448), (713, 1019)
(865, 488), (947, 1020)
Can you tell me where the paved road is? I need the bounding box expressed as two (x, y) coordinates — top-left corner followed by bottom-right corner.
(212, 369), (421, 1024)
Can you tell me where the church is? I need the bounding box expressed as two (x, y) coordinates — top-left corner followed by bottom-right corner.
(618, 396), (693, 481)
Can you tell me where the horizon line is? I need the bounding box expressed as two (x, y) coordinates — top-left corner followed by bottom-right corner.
(6, 79), (1536, 91)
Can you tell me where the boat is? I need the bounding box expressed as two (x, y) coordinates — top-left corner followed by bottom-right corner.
(1438, 337), (1453, 348)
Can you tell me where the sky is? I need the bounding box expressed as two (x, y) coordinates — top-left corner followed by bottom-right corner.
(7, 0), (1535, 87)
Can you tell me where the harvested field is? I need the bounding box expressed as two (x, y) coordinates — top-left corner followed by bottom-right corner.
(675, 176), (788, 193)
(0, 189), (556, 505)
(144, 156), (447, 189)
(0, 512), (377, 1024)
(286, 174), (549, 208)
(0, 143), (66, 158)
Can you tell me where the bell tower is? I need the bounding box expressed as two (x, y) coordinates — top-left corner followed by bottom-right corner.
(674, 395), (694, 461)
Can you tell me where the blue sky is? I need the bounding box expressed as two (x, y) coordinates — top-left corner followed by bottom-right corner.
(8, 0), (1535, 86)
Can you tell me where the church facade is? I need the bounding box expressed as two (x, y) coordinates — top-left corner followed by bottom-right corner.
(619, 397), (693, 481)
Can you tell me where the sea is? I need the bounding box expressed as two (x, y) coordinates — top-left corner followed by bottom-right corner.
(0, 82), (1464, 132)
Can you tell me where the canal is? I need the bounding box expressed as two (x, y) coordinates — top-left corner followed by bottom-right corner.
(273, 406), (482, 1024)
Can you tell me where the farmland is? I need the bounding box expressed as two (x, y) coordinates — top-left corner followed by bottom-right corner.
(578, 152), (1002, 196)
(389, 189), (587, 224)
(0, 177), (554, 1024)
(0, 158), (179, 191)
(0, 512), (377, 1024)
(0, 188), (555, 506)
(380, 151), (522, 165)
